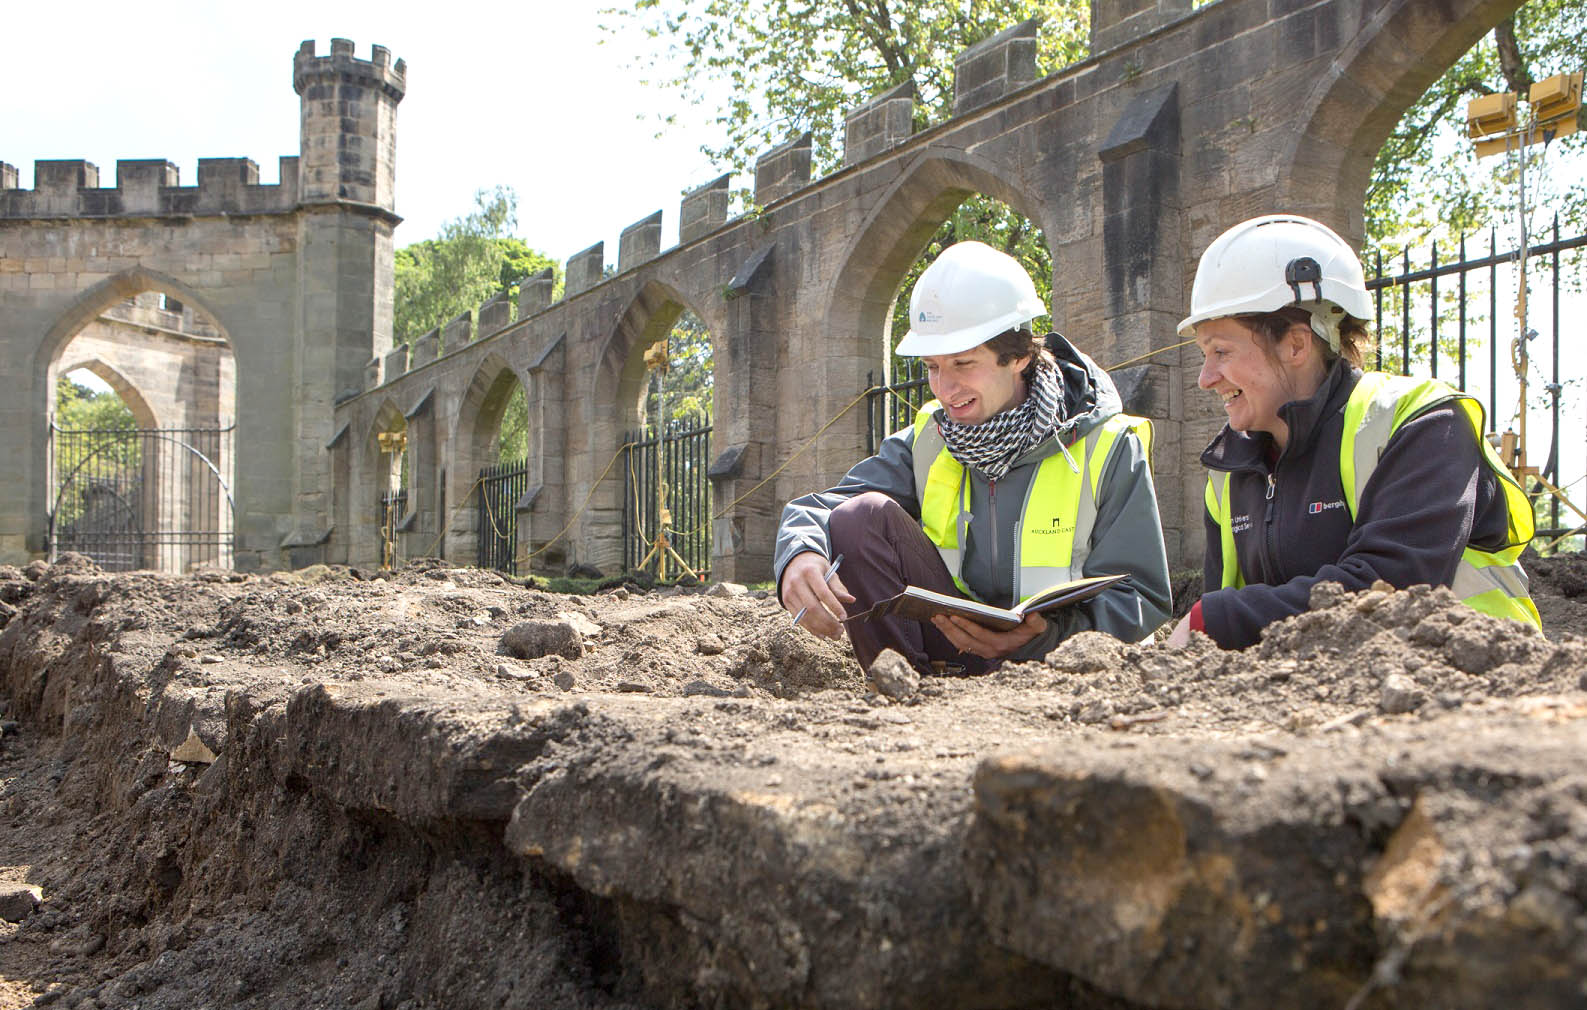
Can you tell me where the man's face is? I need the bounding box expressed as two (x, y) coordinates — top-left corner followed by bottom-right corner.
(922, 343), (1031, 426)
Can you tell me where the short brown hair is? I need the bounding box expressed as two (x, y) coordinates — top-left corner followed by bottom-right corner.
(983, 327), (1055, 382)
(1238, 306), (1367, 369)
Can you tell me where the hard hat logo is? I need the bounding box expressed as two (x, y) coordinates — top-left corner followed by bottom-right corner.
(895, 241), (1047, 357)
(1177, 214), (1373, 349)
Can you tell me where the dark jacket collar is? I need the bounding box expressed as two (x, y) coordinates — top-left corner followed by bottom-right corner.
(1200, 358), (1361, 473)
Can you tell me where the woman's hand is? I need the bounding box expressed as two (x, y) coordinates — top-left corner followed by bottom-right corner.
(931, 611), (1047, 660)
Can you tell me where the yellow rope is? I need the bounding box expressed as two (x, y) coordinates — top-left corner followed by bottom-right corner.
(1109, 337), (1197, 371)
(513, 439), (637, 569)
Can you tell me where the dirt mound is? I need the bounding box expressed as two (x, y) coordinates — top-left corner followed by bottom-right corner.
(1, 557), (1585, 1009)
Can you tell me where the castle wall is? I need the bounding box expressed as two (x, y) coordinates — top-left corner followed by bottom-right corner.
(2, 2), (1526, 578)
(0, 39), (403, 570)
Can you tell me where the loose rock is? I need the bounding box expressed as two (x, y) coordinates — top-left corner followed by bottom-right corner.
(501, 620), (585, 660)
(868, 649), (920, 701)
(0, 883), (42, 922)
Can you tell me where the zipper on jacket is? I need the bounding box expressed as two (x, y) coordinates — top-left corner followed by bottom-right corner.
(988, 479), (1002, 600)
(1261, 472), (1279, 584)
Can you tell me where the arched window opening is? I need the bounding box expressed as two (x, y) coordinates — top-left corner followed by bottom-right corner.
(46, 290), (235, 572)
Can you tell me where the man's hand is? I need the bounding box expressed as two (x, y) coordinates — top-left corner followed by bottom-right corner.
(931, 611), (1047, 661)
(780, 551), (855, 639)
(1165, 612), (1195, 648)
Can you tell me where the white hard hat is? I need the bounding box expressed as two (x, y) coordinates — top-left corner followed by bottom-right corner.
(1177, 214), (1373, 350)
(895, 241), (1047, 356)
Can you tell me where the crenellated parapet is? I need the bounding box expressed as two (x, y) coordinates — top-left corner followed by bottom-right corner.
(0, 157), (301, 219)
(2, 37), (400, 223)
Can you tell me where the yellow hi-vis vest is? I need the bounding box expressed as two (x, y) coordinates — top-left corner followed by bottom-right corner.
(911, 402), (1152, 603)
(1204, 371), (1541, 628)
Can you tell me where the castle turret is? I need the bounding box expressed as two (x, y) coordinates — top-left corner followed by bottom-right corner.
(293, 38), (406, 210)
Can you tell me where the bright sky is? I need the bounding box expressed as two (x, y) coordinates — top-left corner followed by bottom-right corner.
(3, 0), (726, 263)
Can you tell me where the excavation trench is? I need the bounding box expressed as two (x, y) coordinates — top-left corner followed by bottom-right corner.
(2, 554), (1586, 1009)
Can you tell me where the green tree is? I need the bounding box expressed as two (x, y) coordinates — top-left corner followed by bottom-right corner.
(52, 374), (140, 528)
(393, 187), (562, 347)
(1366, 2), (1587, 248)
(497, 386), (528, 464)
(55, 374), (137, 432)
(607, 0), (1089, 182)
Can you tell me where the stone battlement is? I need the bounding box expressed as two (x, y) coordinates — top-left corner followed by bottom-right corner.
(0, 157), (301, 219)
(292, 37), (407, 100)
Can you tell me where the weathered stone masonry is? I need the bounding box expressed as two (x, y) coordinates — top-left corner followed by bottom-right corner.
(1, 1), (1528, 576)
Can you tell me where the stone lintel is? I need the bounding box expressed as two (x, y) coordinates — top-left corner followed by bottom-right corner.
(1091, 0), (1193, 54)
(478, 293), (513, 337)
(518, 268), (556, 318)
(565, 243), (605, 298)
(618, 210), (664, 272)
(844, 79), (917, 166)
(953, 18), (1040, 117)
(680, 173), (731, 244)
(754, 132), (812, 207)
(441, 311), (472, 350)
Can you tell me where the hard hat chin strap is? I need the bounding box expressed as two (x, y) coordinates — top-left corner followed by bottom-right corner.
(1296, 300), (1343, 354)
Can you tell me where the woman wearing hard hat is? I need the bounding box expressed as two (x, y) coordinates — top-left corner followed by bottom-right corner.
(1168, 214), (1540, 649)
(775, 240), (1172, 675)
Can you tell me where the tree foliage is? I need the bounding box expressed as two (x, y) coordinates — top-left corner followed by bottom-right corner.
(1366, 1), (1587, 248)
(645, 310), (714, 427)
(55, 374), (137, 432)
(607, 0), (1089, 181)
(393, 187), (562, 347)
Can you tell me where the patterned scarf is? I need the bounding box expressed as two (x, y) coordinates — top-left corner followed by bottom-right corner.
(934, 360), (1063, 480)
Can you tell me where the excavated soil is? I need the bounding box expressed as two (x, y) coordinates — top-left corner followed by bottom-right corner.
(1, 552), (1586, 1009)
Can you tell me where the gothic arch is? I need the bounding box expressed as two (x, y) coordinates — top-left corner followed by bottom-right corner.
(1276, 0), (1529, 241)
(822, 147), (1054, 364)
(34, 267), (235, 377)
(53, 359), (159, 431)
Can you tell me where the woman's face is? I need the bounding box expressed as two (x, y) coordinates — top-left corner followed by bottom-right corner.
(1195, 317), (1306, 439)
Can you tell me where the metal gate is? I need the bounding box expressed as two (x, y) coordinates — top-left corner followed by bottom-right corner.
(623, 419), (712, 580)
(477, 458), (528, 574)
(48, 422), (235, 572)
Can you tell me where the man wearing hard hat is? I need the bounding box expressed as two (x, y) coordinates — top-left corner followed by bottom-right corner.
(774, 241), (1172, 675)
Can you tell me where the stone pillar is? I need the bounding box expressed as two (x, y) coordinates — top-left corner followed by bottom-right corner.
(710, 242), (781, 582)
(680, 174), (730, 244)
(524, 338), (567, 574)
(115, 160), (178, 215)
(953, 18), (1040, 115)
(411, 329), (439, 368)
(844, 80), (917, 166)
(1098, 82), (1185, 561)
(754, 133), (812, 207)
(383, 344), (410, 379)
(618, 211), (663, 273)
(0, 163), (17, 190)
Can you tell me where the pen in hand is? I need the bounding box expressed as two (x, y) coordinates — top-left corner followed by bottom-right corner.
(791, 553), (845, 628)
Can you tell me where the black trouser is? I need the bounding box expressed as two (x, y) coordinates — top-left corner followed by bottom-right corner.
(829, 492), (995, 676)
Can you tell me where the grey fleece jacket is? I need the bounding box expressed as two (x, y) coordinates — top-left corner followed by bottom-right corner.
(772, 333), (1172, 661)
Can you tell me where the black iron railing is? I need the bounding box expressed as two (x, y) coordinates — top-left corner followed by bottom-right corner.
(477, 458), (528, 574)
(48, 423), (234, 572)
(623, 419), (712, 580)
